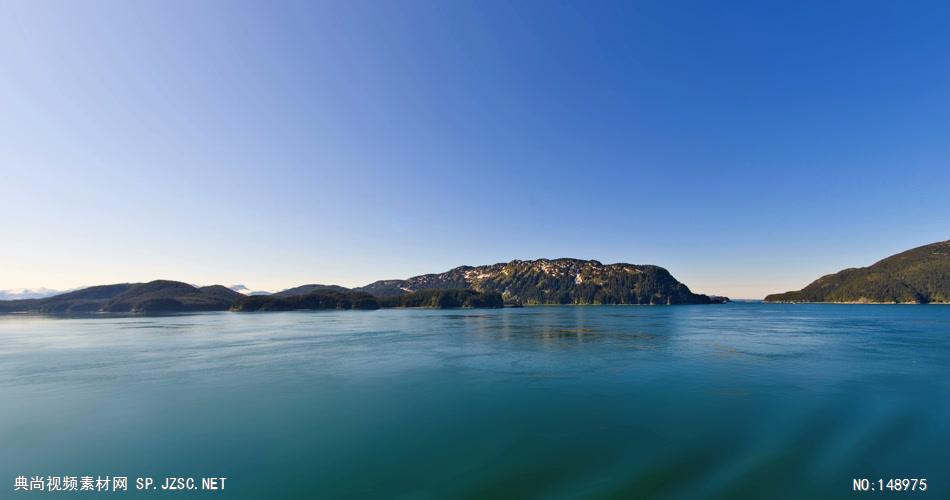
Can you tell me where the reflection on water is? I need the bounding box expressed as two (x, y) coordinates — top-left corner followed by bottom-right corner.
(1, 304), (949, 498)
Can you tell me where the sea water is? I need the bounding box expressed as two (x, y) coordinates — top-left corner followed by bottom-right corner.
(1, 304), (948, 498)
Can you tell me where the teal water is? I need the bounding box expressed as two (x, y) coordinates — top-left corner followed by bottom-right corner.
(1, 304), (948, 498)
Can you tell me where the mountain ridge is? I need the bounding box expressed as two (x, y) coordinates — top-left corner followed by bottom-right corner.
(354, 258), (725, 305)
(764, 240), (950, 303)
(0, 258), (728, 313)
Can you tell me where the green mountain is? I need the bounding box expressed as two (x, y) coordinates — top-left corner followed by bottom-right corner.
(764, 240), (950, 303)
(356, 258), (725, 305)
(0, 280), (242, 313)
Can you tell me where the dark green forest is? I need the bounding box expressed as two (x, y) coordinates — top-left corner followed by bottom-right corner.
(232, 289), (504, 311)
(231, 290), (381, 311)
(377, 289), (504, 309)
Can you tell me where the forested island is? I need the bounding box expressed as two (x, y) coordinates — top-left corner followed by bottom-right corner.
(765, 240), (950, 303)
(0, 258), (724, 314)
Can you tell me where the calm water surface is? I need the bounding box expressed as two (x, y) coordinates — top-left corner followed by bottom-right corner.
(1, 304), (948, 499)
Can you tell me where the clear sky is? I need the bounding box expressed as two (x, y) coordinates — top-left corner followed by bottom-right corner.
(2, 0), (949, 299)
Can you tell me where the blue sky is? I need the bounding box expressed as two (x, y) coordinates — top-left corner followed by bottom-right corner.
(1, 0), (948, 298)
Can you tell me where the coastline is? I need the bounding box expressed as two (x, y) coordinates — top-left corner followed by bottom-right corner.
(762, 301), (950, 305)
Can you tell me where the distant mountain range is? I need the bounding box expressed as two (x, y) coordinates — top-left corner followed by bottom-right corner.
(228, 284), (273, 296)
(765, 240), (950, 303)
(272, 284), (352, 297)
(0, 288), (68, 300)
(0, 258), (725, 314)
